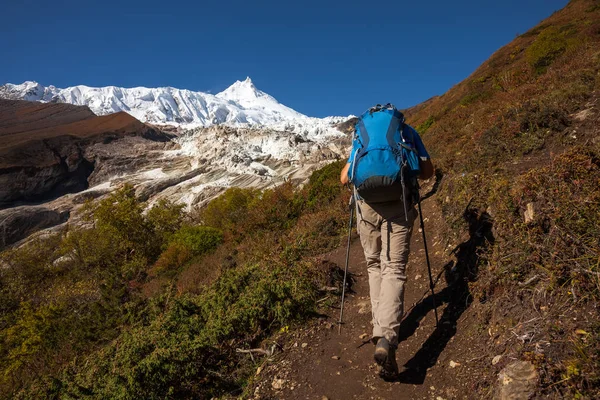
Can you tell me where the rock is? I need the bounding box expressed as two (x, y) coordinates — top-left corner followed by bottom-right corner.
(271, 378), (285, 390)
(574, 108), (593, 121)
(0, 99), (170, 207)
(492, 355), (503, 365)
(356, 299), (370, 314)
(321, 396), (329, 400)
(415, 274), (423, 280)
(524, 203), (535, 224)
(359, 333), (369, 340)
(301, 343), (308, 348)
(496, 361), (538, 400)
(332, 355), (340, 360)
(449, 360), (459, 368)
(0, 206), (69, 249)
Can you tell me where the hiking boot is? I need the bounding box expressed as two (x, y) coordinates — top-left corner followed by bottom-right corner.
(374, 338), (399, 381)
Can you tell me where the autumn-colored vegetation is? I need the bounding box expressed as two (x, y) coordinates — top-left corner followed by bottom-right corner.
(2, 1), (600, 398)
(405, 0), (600, 396)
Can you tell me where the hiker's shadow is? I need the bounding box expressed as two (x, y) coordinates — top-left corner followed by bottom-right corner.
(396, 205), (494, 385)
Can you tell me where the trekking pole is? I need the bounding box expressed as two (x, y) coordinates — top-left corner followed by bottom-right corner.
(338, 191), (355, 334)
(417, 195), (439, 328)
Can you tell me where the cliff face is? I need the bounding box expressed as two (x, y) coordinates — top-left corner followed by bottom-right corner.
(0, 99), (173, 246)
(0, 99), (171, 208)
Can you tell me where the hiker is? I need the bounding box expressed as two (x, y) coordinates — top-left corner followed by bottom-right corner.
(340, 104), (433, 380)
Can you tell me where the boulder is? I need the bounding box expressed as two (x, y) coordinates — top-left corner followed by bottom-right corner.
(0, 206), (69, 249)
(495, 361), (538, 400)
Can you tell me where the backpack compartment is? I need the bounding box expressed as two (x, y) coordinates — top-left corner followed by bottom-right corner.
(354, 147), (404, 203)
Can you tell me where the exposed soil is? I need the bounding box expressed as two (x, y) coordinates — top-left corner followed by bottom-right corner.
(249, 182), (499, 399)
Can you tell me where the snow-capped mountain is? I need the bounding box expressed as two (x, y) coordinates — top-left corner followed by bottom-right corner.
(0, 79), (353, 244)
(0, 78), (349, 136)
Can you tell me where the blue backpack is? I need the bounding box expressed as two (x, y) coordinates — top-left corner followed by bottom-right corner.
(348, 103), (421, 204)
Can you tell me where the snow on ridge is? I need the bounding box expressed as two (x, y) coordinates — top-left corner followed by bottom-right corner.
(0, 79), (352, 136)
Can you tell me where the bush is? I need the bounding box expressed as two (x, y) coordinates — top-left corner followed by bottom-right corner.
(526, 25), (579, 75)
(416, 116), (435, 135)
(46, 259), (318, 399)
(1, 302), (66, 387)
(198, 187), (259, 235)
(170, 226), (223, 257)
(152, 243), (193, 276)
(303, 160), (346, 209)
(199, 261), (317, 343)
(146, 199), (185, 249)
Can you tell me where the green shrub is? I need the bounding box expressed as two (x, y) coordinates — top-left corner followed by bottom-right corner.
(416, 116), (435, 135)
(304, 160), (346, 209)
(1, 302), (66, 387)
(526, 25), (579, 75)
(46, 259), (317, 399)
(199, 187), (259, 234)
(146, 199), (185, 248)
(199, 261), (316, 343)
(55, 295), (218, 399)
(170, 226), (223, 257)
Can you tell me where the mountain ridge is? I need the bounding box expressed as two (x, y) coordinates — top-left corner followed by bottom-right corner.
(0, 79), (350, 135)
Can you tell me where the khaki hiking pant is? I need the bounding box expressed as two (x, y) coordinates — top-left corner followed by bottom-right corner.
(356, 199), (417, 347)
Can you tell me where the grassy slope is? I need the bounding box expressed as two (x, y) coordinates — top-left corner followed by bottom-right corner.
(404, 0), (600, 396)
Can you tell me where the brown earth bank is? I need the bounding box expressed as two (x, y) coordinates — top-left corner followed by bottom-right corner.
(0, 99), (173, 246)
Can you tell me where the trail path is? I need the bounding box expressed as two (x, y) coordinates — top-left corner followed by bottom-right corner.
(251, 185), (493, 399)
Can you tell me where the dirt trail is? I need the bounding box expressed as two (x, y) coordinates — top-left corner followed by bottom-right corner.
(251, 185), (495, 399)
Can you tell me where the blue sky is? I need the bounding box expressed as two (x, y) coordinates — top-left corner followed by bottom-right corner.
(1, 0), (568, 117)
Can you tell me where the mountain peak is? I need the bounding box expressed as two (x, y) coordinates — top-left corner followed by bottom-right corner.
(216, 77), (267, 105)
(0, 78), (326, 126)
(219, 76), (258, 95)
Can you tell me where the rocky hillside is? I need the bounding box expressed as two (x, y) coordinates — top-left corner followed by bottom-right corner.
(400, 0), (600, 396)
(0, 98), (350, 249)
(0, 99), (170, 204)
(0, 99), (174, 247)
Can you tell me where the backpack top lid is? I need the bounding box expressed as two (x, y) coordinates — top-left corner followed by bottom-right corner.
(354, 103), (407, 149)
(358, 103), (405, 123)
